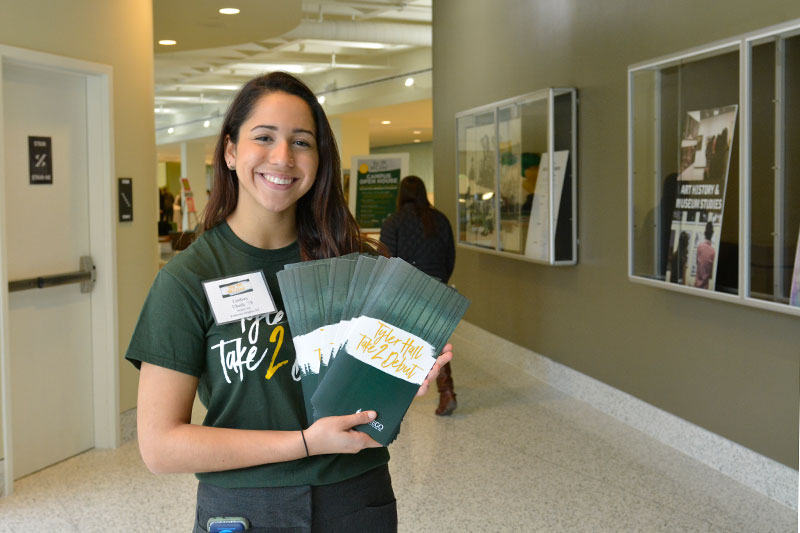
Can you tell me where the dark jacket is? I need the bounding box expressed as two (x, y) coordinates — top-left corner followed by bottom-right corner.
(379, 204), (455, 283)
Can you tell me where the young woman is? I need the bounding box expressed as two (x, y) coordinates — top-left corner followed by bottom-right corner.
(126, 72), (452, 532)
(379, 176), (457, 416)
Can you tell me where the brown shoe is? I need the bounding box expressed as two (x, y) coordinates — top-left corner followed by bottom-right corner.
(435, 390), (457, 416)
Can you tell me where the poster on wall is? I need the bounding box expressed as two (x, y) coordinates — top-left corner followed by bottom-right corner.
(462, 123), (497, 247)
(498, 115), (525, 253)
(665, 104), (737, 290)
(349, 154), (409, 232)
(790, 226), (800, 307)
(524, 150), (569, 261)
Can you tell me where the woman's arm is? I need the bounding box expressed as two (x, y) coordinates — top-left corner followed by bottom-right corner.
(137, 362), (382, 474)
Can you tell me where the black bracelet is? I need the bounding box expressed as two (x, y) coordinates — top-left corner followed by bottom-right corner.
(300, 429), (310, 457)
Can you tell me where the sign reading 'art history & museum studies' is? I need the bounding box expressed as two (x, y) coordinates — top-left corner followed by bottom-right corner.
(665, 105), (737, 291)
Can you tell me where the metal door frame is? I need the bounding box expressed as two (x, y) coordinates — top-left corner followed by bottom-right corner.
(0, 44), (119, 496)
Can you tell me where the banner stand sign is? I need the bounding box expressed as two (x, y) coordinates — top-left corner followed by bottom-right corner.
(349, 154), (409, 232)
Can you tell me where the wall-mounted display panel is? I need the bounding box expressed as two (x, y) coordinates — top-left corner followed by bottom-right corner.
(628, 19), (800, 316)
(748, 29), (800, 309)
(456, 88), (577, 265)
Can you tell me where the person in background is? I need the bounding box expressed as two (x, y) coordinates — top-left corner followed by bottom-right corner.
(694, 220), (715, 289)
(380, 175), (458, 416)
(670, 230), (690, 285)
(126, 72), (452, 532)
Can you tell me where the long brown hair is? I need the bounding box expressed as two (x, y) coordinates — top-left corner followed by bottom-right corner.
(396, 175), (435, 237)
(203, 72), (363, 260)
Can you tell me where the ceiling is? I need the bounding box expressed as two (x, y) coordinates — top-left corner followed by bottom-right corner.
(153, 0), (432, 160)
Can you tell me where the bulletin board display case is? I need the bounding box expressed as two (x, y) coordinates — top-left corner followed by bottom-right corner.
(627, 19), (800, 316)
(456, 88), (577, 265)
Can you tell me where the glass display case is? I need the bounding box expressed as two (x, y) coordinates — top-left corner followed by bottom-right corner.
(456, 88), (577, 265)
(628, 19), (800, 316)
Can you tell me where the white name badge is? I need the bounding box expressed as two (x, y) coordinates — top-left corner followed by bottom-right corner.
(343, 316), (436, 385)
(202, 271), (276, 325)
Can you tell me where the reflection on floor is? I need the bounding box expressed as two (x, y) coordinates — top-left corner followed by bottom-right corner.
(0, 323), (795, 532)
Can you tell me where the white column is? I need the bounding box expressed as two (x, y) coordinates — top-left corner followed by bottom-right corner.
(180, 141), (208, 230)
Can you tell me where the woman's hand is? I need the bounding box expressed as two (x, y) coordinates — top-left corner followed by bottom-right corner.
(416, 343), (453, 397)
(304, 410), (384, 455)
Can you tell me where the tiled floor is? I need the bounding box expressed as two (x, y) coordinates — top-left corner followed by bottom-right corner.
(0, 323), (796, 532)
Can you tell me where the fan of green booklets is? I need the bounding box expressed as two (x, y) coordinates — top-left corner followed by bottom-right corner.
(276, 254), (469, 445)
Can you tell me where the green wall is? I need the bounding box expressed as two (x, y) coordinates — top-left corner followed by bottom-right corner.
(433, 0), (799, 467)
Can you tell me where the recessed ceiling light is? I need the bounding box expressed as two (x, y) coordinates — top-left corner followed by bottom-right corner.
(167, 127), (174, 134)
(158, 39), (177, 46)
(317, 95), (326, 104)
(381, 120), (391, 125)
(404, 77), (415, 87)
(203, 120), (210, 128)
(412, 130), (421, 135)
(219, 8), (240, 14)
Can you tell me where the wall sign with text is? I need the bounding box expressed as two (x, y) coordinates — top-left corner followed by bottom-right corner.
(28, 136), (53, 185)
(348, 153), (409, 232)
(118, 178), (133, 222)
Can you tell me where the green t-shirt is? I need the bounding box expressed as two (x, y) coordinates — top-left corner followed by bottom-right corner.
(125, 222), (389, 488)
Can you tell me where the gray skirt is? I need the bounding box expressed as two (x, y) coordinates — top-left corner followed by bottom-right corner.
(193, 465), (397, 533)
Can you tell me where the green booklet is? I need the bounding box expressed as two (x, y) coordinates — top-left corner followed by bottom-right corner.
(276, 253), (371, 422)
(276, 262), (332, 421)
(278, 254), (469, 442)
(311, 258), (470, 445)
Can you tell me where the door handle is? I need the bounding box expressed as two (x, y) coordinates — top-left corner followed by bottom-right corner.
(8, 255), (96, 293)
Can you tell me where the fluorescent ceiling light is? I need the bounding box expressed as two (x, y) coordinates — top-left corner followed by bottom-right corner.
(413, 139), (421, 143)
(167, 127), (174, 134)
(412, 130), (421, 134)
(404, 77), (415, 87)
(203, 120), (210, 128)
(171, 84), (242, 92)
(227, 62), (385, 75)
(482, 192), (494, 200)
(219, 8), (240, 15)
(301, 39), (388, 50)
(158, 40), (177, 46)
(155, 96), (224, 104)
(317, 96), (326, 104)
(226, 62), (309, 74)
(381, 120), (391, 125)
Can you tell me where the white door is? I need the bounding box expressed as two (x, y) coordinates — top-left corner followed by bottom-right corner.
(2, 62), (94, 478)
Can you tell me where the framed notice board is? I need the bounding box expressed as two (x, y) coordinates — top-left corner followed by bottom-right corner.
(348, 153), (409, 232)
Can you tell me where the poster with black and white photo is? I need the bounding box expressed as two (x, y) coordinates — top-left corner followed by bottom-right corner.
(665, 105), (737, 290)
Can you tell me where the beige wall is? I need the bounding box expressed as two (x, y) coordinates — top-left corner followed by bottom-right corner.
(0, 0), (157, 413)
(371, 142), (434, 203)
(433, 0), (800, 467)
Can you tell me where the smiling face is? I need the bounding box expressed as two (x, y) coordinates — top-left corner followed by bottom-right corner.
(225, 91), (319, 222)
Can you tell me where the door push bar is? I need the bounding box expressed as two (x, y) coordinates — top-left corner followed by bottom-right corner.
(8, 255), (96, 294)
